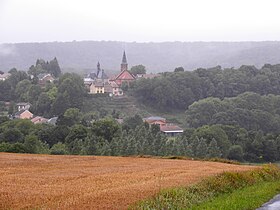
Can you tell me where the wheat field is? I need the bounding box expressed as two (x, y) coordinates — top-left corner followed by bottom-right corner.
(0, 153), (256, 209)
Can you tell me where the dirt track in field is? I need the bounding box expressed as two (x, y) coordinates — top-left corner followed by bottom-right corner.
(0, 153), (256, 209)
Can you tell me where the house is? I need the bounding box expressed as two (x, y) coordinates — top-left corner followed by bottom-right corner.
(16, 102), (31, 112)
(14, 110), (33, 119)
(31, 116), (49, 124)
(160, 124), (184, 136)
(86, 62), (124, 96)
(90, 81), (105, 94)
(0, 73), (11, 81)
(38, 73), (54, 85)
(144, 116), (183, 136)
(143, 116), (167, 126)
(108, 81), (123, 96)
(84, 77), (95, 90)
(110, 51), (136, 86)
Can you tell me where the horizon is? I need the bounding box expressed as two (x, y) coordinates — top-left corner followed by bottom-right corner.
(2, 40), (280, 45)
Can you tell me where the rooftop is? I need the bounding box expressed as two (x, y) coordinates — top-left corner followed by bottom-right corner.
(160, 124), (184, 133)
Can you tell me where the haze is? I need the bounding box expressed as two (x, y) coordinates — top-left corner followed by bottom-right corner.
(1, 0), (280, 44)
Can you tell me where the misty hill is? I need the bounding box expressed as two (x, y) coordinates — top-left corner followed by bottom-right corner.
(1, 41), (280, 73)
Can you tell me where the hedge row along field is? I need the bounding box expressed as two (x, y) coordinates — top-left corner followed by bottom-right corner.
(133, 164), (280, 210)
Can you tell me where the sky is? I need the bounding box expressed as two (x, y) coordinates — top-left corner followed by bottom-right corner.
(0, 0), (280, 44)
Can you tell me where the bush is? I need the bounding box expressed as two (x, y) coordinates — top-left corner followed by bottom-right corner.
(0, 142), (11, 152)
(7, 142), (27, 153)
(50, 142), (68, 155)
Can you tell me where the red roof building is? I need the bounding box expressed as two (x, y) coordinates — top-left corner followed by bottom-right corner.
(31, 116), (49, 124)
(110, 51), (135, 86)
(143, 116), (167, 126)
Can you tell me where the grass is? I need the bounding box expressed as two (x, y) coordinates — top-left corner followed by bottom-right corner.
(133, 164), (280, 210)
(191, 180), (280, 210)
(162, 156), (241, 165)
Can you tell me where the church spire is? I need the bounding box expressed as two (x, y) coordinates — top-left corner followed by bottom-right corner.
(121, 51), (128, 71)
(122, 51), (127, 64)
(97, 61), (101, 77)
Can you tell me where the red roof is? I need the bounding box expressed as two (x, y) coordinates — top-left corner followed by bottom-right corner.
(114, 70), (135, 81)
(31, 116), (48, 124)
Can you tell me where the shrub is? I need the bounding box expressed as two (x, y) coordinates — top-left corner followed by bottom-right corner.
(50, 142), (68, 155)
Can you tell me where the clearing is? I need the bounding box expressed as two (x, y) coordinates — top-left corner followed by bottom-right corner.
(0, 153), (256, 209)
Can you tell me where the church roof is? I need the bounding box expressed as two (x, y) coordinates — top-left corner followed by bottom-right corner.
(114, 70), (135, 81)
(99, 69), (109, 80)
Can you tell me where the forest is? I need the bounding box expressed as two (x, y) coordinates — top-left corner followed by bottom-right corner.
(2, 41), (280, 72)
(1, 61), (280, 162)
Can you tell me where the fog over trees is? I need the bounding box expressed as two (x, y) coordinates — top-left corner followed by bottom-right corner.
(1, 41), (280, 73)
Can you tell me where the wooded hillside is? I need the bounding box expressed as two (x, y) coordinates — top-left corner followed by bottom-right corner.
(1, 41), (280, 72)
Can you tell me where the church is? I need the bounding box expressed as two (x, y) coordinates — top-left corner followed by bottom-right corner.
(109, 51), (136, 86)
(84, 51), (135, 96)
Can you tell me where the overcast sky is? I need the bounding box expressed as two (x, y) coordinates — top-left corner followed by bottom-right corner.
(0, 0), (280, 44)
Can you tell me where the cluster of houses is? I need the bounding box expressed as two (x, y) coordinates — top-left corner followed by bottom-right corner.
(14, 103), (57, 125)
(84, 51), (135, 96)
(0, 71), (55, 86)
(2, 52), (183, 136)
(143, 116), (184, 136)
(13, 103), (184, 136)
(84, 51), (159, 96)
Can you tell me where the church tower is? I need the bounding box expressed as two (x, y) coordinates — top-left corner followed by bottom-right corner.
(97, 61), (101, 77)
(120, 51), (128, 72)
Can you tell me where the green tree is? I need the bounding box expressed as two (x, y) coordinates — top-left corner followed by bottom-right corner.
(122, 114), (143, 131)
(130, 64), (146, 75)
(174, 67), (184, 72)
(50, 142), (68, 155)
(192, 125), (231, 158)
(228, 145), (244, 161)
(196, 138), (208, 158)
(15, 79), (32, 101)
(28, 85), (42, 104)
(1, 128), (24, 143)
(207, 138), (221, 158)
(48, 57), (62, 77)
(36, 93), (52, 117)
(91, 118), (120, 142)
(62, 108), (82, 126)
(24, 135), (49, 154)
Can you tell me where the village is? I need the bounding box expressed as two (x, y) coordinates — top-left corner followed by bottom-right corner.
(0, 51), (183, 136)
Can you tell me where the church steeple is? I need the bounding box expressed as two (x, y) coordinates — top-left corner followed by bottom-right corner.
(97, 61), (101, 77)
(121, 51), (128, 71)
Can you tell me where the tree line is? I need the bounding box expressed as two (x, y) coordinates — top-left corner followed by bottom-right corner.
(2, 60), (280, 163)
(131, 64), (280, 111)
(0, 113), (279, 162)
(0, 62), (85, 118)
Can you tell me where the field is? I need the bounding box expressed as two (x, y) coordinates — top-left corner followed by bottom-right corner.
(0, 153), (256, 210)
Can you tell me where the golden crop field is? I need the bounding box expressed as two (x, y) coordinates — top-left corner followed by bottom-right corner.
(0, 153), (256, 210)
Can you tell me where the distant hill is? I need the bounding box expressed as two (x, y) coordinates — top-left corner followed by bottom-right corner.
(1, 41), (280, 73)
